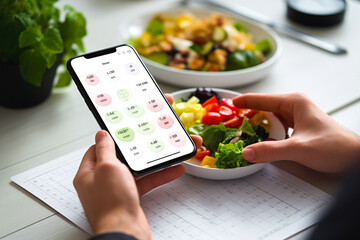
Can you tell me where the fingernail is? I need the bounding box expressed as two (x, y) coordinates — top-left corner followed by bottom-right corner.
(243, 148), (255, 161)
(96, 131), (108, 142)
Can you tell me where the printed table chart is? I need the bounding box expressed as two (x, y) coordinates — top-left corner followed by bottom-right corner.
(12, 149), (331, 240)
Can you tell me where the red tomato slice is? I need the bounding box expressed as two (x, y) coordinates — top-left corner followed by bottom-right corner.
(202, 112), (223, 125)
(223, 116), (243, 128)
(204, 102), (220, 113)
(219, 98), (239, 112)
(239, 109), (257, 119)
(219, 106), (235, 121)
(202, 96), (217, 107)
(194, 146), (211, 160)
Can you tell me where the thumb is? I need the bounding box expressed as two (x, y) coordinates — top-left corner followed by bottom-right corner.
(243, 139), (294, 163)
(95, 130), (117, 164)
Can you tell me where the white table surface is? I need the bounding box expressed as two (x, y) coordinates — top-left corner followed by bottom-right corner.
(1, 0), (360, 239)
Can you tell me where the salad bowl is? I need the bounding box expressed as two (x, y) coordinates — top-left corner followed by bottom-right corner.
(171, 88), (286, 180)
(119, 6), (281, 88)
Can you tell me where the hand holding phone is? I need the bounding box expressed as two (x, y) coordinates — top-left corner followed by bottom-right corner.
(67, 44), (196, 176)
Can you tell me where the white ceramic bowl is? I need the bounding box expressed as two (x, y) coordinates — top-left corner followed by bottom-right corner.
(171, 88), (286, 180)
(119, 6), (282, 88)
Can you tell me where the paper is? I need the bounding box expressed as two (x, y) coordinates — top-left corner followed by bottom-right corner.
(12, 148), (332, 240)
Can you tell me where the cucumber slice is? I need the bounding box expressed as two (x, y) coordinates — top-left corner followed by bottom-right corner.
(190, 42), (214, 56)
(212, 26), (227, 42)
(201, 42), (214, 55)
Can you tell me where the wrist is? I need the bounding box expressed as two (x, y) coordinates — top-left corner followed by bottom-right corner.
(342, 131), (360, 172)
(94, 209), (150, 240)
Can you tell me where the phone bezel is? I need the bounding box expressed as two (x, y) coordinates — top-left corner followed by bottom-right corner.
(67, 44), (197, 176)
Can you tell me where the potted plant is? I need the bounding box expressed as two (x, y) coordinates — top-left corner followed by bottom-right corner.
(0, 0), (86, 108)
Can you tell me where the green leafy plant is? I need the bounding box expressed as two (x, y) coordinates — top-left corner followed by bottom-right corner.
(0, 0), (86, 87)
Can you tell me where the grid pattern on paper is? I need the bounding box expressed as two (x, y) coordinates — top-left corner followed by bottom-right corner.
(11, 149), (332, 240)
(142, 167), (330, 240)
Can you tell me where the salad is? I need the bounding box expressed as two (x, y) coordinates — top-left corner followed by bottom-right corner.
(173, 89), (274, 169)
(129, 13), (272, 72)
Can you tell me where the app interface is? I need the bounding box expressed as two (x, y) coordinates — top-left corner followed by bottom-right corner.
(71, 46), (194, 171)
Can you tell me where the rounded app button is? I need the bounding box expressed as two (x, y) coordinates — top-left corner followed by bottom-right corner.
(115, 127), (135, 142)
(117, 89), (132, 102)
(95, 93), (112, 106)
(105, 69), (119, 82)
(135, 80), (153, 96)
(169, 132), (187, 147)
(157, 115), (174, 129)
(125, 105), (145, 118)
(124, 145), (143, 160)
(85, 74), (99, 86)
(136, 121), (155, 135)
(147, 99), (164, 112)
(126, 63), (140, 75)
(105, 110), (122, 124)
(147, 138), (165, 152)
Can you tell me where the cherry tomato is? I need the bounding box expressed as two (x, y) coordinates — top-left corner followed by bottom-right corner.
(202, 96), (217, 107)
(223, 116), (244, 128)
(239, 109), (257, 119)
(219, 98), (239, 112)
(219, 106), (235, 121)
(194, 146), (211, 160)
(204, 102), (220, 113)
(202, 112), (223, 125)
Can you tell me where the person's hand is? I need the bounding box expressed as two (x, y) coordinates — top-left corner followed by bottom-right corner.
(73, 94), (202, 238)
(233, 92), (360, 174)
(74, 131), (151, 239)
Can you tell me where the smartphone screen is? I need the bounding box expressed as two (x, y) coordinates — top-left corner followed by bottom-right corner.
(67, 44), (196, 175)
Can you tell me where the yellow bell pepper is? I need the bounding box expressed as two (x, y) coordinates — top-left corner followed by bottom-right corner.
(200, 156), (217, 168)
(173, 96), (206, 129)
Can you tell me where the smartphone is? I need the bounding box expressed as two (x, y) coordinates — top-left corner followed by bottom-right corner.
(67, 44), (196, 176)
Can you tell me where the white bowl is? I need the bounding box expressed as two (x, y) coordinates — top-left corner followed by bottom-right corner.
(171, 88), (286, 180)
(119, 6), (282, 88)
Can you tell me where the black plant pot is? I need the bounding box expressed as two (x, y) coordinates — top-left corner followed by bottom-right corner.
(0, 59), (60, 109)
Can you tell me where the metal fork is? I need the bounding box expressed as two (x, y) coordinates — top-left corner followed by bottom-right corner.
(181, 0), (347, 55)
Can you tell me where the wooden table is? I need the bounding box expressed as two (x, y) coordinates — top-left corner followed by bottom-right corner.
(1, 0), (360, 239)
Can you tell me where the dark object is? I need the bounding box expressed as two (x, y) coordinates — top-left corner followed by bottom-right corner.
(0, 58), (60, 109)
(90, 232), (137, 240)
(286, 0), (346, 27)
(186, 88), (220, 104)
(254, 125), (269, 140)
(309, 159), (360, 239)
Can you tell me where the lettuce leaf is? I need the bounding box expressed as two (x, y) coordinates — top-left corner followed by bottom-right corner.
(200, 123), (227, 153)
(188, 123), (208, 136)
(146, 19), (164, 36)
(239, 118), (255, 136)
(222, 128), (238, 144)
(214, 141), (250, 168)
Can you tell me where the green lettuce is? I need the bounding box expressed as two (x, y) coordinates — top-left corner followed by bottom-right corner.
(200, 123), (227, 153)
(222, 128), (238, 144)
(146, 19), (164, 36)
(255, 39), (272, 54)
(188, 123), (208, 136)
(239, 118), (255, 136)
(214, 141), (250, 168)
